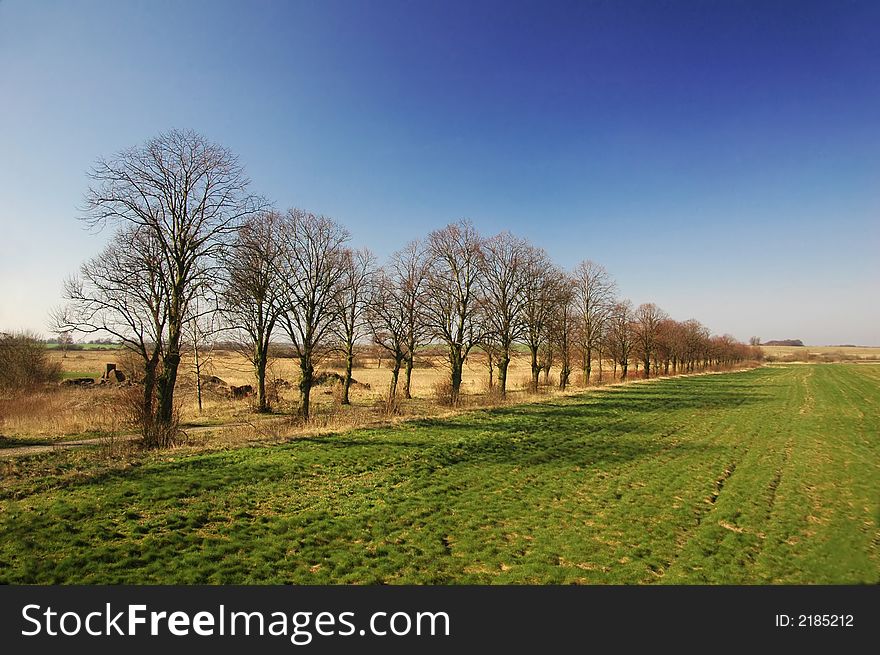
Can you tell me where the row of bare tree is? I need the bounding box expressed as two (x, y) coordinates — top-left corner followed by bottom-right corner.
(55, 130), (758, 446)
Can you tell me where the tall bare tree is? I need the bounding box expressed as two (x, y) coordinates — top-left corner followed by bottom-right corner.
(422, 220), (485, 404)
(367, 270), (409, 402)
(479, 232), (530, 397)
(277, 209), (350, 420)
(520, 247), (560, 391)
(81, 129), (262, 432)
(56, 227), (169, 444)
(681, 319), (710, 373)
(389, 240), (429, 399)
(633, 302), (668, 379)
(184, 296), (220, 414)
(335, 248), (376, 405)
(572, 260), (616, 386)
(222, 210), (285, 412)
(552, 275), (577, 390)
(606, 300), (635, 379)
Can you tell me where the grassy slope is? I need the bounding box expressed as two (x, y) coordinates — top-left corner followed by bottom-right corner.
(0, 365), (876, 584)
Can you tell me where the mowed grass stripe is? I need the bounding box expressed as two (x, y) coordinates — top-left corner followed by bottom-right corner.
(0, 365), (876, 584)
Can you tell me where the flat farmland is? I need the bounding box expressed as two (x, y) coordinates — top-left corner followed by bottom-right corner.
(0, 364), (876, 584)
(761, 344), (880, 362)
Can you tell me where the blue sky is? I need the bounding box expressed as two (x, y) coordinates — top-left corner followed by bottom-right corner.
(1, 0), (878, 344)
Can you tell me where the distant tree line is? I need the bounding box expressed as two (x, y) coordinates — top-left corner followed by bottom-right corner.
(55, 130), (760, 446)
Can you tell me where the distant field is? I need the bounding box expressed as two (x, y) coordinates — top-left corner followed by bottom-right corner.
(761, 344), (880, 362)
(50, 346), (559, 392)
(0, 364), (876, 583)
(3, 347), (597, 443)
(45, 343), (121, 350)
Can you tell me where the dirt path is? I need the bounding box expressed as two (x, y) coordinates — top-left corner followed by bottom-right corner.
(0, 421), (279, 458)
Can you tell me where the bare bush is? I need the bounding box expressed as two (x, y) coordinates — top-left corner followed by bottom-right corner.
(0, 331), (62, 390)
(432, 378), (456, 406)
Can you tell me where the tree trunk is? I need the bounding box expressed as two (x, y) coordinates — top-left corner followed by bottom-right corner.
(621, 361), (628, 379)
(529, 346), (540, 392)
(299, 359), (313, 420)
(559, 366), (570, 391)
(583, 345), (592, 387)
(342, 349), (354, 405)
(643, 356), (650, 379)
(141, 355), (158, 439)
(256, 353), (268, 412)
(486, 349), (494, 390)
(194, 340), (203, 413)
(497, 352), (510, 397)
(157, 351), (180, 425)
(450, 348), (463, 405)
(404, 353), (414, 399)
(389, 361), (401, 399)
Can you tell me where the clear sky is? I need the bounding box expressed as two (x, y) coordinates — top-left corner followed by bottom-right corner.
(1, 0), (878, 345)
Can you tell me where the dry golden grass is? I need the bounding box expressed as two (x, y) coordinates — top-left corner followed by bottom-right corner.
(0, 386), (127, 439)
(0, 346), (755, 449)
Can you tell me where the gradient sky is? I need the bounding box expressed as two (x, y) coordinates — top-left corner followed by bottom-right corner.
(1, 0), (878, 345)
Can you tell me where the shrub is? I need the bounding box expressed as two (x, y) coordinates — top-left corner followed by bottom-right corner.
(433, 378), (456, 406)
(0, 331), (62, 390)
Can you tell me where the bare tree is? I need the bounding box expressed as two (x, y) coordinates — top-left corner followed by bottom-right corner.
(520, 247), (560, 391)
(389, 240), (429, 399)
(633, 302), (668, 379)
(184, 297), (219, 414)
(55, 226), (169, 444)
(54, 330), (74, 359)
(552, 275), (577, 390)
(572, 260), (616, 386)
(479, 232), (530, 397)
(80, 129), (262, 433)
(681, 319), (710, 373)
(367, 270), (409, 403)
(276, 209), (350, 420)
(223, 210), (285, 412)
(335, 248), (376, 405)
(606, 300), (635, 379)
(422, 220), (485, 404)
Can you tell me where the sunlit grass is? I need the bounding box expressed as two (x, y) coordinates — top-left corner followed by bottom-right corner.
(0, 364), (876, 584)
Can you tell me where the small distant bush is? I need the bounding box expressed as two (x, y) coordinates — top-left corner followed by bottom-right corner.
(0, 331), (62, 390)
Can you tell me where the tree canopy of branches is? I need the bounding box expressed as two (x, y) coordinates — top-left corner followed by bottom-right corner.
(277, 209), (350, 420)
(367, 270), (410, 403)
(57, 226), (169, 443)
(606, 300), (635, 379)
(633, 302), (669, 379)
(223, 210), (285, 412)
(389, 240), (429, 399)
(520, 248), (561, 391)
(479, 232), (530, 397)
(334, 248), (376, 405)
(551, 275), (577, 390)
(573, 260), (615, 385)
(422, 221), (485, 404)
(62, 131), (761, 441)
(67, 129), (262, 444)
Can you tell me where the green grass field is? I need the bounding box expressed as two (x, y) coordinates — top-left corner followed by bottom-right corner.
(0, 364), (876, 584)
